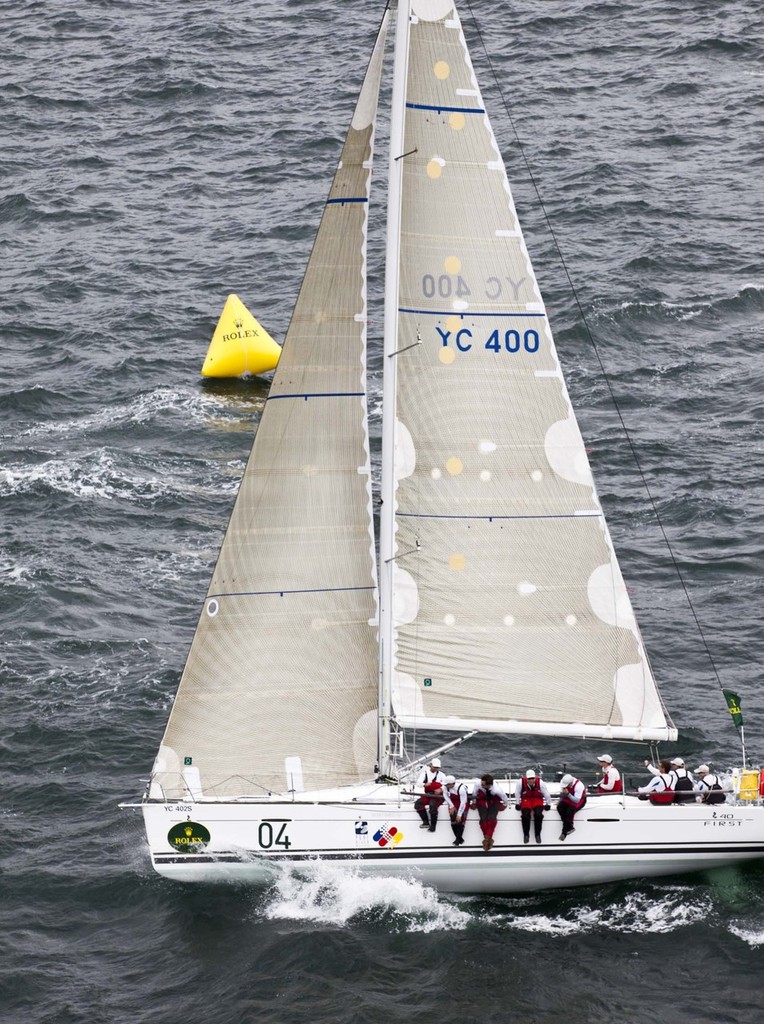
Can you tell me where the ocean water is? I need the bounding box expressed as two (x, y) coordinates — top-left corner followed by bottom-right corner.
(2, 0), (763, 1021)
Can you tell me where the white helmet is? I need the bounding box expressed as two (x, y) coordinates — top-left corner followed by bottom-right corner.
(525, 769), (536, 779)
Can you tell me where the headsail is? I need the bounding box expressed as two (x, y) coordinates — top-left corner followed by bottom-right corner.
(151, 14), (389, 800)
(382, 0), (676, 743)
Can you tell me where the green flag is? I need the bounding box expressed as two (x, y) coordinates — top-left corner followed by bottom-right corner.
(723, 689), (744, 728)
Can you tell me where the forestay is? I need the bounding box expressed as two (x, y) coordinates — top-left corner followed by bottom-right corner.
(150, 16), (389, 800)
(386, 0), (676, 741)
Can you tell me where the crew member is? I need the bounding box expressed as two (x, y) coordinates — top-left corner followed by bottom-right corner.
(470, 773), (510, 851)
(515, 769), (552, 844)
(594, 754), (623, 794)
(443, 775), (470, 846)
(670, 757), (695, 804)
(415, 757), (446, 831)
(557, 774), (587, 840)
(638, 758), (674, 804)
(694, 764), (726, 805)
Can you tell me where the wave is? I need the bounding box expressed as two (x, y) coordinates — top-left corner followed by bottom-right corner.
(729, 923), (764, 947)
(261, 862), (471, 933)
(16, 385), (254, 440)
(0, 446), (243, 502)
(258, 863), (718, 937)
(489, 886), (712, 936)
(597, 282), (764, 326)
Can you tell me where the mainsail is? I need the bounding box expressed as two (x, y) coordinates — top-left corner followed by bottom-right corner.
(150, 15), (389, 800)
(382, 0), (676, 742)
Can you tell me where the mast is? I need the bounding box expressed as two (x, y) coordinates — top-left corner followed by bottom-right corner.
(378, 0), (411, 776)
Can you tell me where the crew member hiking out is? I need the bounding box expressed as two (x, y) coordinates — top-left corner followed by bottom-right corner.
(471, 773), (510, 851)
(557, 774), (587, 840)
(415, 757), (446, 832)
(515, 769), (552, 844)
(443, 775), (470, 846)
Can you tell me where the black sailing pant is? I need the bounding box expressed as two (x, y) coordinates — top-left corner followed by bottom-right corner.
(415, 796), (443, 829)
(557, 796), (586, 835)
(450, 817), (466, 843)
(520, 806), (544, 841)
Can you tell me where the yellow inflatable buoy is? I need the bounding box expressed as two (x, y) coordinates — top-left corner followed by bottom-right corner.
(201, 294), (281, 378)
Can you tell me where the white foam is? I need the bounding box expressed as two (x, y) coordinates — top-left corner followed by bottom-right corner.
(19, 385), (250, 440)
(261, 862), (471, 932)
(729, 923), (764, 947)
(0, 448), (243, 502)
(490, 888), (711, 936)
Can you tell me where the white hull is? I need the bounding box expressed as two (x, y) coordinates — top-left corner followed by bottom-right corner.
(139, 785), (764, 894)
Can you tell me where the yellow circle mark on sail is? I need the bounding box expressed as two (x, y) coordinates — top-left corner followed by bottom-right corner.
(449, 553), (466, 571)
(446, 457), (463, 475)
(445, 315), (461, 332)
(444, 256), (461, 274)
(427, 159), (443, 179)
(439, 348), (455, 364)
(434, 61), (450, 79)
(449, 112), (465, 131)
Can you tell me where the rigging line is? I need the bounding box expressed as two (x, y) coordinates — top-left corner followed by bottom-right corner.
(464, 0), (726, 697)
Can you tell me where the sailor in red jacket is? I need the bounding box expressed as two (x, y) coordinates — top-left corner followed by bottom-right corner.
(415, 757), (446, 832)
(557, 773), (587, 840)
(470, 773), (510, 851)
(594, 754), (623, 794)
(515, 769), (552, 845)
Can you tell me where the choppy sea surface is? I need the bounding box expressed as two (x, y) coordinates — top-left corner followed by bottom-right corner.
(2, 1), (763, 1021)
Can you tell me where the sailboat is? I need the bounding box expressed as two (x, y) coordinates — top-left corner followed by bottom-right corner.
(128, 0), (764, 893)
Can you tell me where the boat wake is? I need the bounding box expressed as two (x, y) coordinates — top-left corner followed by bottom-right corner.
(258, 865), (725, 938)
(260, 862), (471, 933)
(484, 886), (712, 936)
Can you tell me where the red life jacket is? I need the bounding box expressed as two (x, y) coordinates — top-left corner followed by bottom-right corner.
(422, 771), (445, 804)
(475, 785), (504, 809)
(447, 784), (468, 814)
(649, 773), (675, 805)
(562, 778), (586, 808)
(597, 768), (623, 794)
(519, 777), (544, 809)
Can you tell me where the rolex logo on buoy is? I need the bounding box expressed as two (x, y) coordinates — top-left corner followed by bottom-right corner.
(201, 294), (281, 378)
(167, 821), (211, 853)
